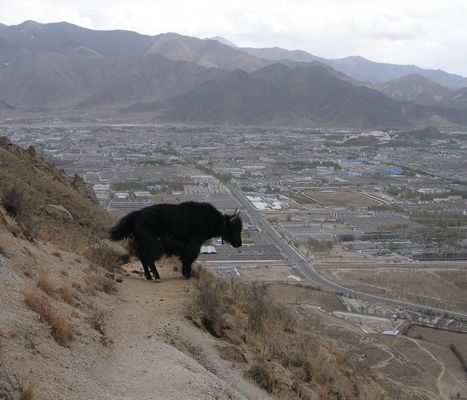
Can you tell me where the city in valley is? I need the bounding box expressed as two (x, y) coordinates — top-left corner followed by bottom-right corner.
(3, 123), (467, 398)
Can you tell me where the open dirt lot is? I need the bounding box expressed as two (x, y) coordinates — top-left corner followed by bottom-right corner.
(230, 263), (296, 282)
(301, 190), (382, 207)
(407, 325), (467, 355)
(266, 282), (345, 310)
(316, 266), (467, 313)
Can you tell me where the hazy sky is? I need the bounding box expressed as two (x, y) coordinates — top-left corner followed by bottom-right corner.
(1, 0), (467, 76)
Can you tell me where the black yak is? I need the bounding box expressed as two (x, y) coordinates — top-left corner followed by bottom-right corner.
(108, 201), (242, 280)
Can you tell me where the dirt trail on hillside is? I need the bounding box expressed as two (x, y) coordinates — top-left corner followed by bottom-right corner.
(92, 262), (269, 400)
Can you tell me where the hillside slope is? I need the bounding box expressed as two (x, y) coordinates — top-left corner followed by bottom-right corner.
(0, 208), (267, 399)
(0, 137), (114, 247)
(0, 139), (269, 400)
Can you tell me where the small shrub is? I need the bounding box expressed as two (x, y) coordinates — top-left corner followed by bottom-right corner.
(0, 185), (37, 240)
(1, 185), (26, 219)
(84, 245), (129, 272)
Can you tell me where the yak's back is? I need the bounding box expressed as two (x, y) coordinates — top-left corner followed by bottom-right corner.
(136, 201), (222, 240)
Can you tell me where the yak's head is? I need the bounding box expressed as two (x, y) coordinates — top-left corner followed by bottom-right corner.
(222, 210), (243, 248)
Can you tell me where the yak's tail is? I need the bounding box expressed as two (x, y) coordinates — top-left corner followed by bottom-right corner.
(108, 211), (138, 241)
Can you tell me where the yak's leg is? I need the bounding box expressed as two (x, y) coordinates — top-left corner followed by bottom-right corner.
(152, 265), (161, 280)
(134, 222), (161, 280)
(133, 241), (152, 280)
(181, 242), (201, 279)
(148, 239), (165, 280)
(139, 256), (153, 280)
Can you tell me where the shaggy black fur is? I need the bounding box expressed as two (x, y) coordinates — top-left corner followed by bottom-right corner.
(108, 201), (242, 280)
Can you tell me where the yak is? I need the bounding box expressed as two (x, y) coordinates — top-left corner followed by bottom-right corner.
(108, 201), (242, 280)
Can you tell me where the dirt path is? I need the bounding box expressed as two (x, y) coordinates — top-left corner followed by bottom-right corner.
(406, 337), (463, 400)
(92, 263), (269, 400)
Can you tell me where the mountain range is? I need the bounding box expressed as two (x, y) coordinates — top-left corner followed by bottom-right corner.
(0, 20), (466, 128)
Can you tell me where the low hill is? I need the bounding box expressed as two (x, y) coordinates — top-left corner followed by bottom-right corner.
(161, 64), (467, 128)
(373, 74), (453, 106)
(441, 87), (467, 110)
(0, 137), (114, 247)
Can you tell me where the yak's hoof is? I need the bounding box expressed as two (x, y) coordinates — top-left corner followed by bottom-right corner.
(183, 273), (192, 279)
(146, 275), (153, 280)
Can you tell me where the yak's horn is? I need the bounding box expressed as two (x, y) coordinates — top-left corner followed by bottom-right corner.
(231, 209), (240, 220)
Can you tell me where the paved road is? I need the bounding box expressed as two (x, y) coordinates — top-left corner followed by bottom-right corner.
(230, 187), (467, 322)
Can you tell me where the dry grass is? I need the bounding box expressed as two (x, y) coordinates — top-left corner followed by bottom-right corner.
(58, 285), (76, 306)
(24, 288), (75, 347)
(190, 268), (390, 400)
(84, 244), (129, 272)
(20, 382), (36, 400)
(0, 139), (116, 251)
(81, 273), (117, 296)
(36, 273), (56, 297)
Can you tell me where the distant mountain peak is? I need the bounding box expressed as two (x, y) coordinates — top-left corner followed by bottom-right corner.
(208, 36), (237, 48)
(17, 20), (40, 26)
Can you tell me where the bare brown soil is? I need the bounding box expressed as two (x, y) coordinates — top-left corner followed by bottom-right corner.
(301, 190), (381, 207)
(266, 282), (345, 310)
(317, 267), (467, 313)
